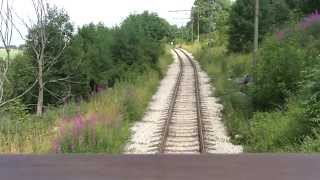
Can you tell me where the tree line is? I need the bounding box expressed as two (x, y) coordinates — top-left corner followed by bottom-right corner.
(0, 0), (173, 116)
(179, 0), (320, 50)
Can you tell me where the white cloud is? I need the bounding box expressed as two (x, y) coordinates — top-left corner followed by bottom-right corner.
(9, 0), (195, 45)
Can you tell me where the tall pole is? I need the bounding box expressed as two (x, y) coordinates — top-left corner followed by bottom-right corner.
(197, 7), (200, 42)
(209, 0), (214, 34)
(253, 0), (259, 72)
(192, 18), (194, 42)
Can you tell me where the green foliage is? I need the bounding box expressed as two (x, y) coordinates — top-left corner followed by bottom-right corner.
(228, 0), (290, 52)
(300, 133), (320, 152)
(252, 36), (305, 109)
(21, 5), (74, 108)
(248, 100), (306, 152)
(187, 0), (231, 45)
(112, 11), (170, 72)
(305, 93), (320, 132)
(62, 23), (116, 97)
(191, 0), (231, 35)
(1, 100), (30, 122)
(6, 54), (37, 105)
(7, 10), (171, 112)
(286, 0), (320, 15)
(0, 100), (55, 153)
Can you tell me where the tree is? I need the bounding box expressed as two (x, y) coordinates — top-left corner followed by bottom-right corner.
(190, 0), (231, 37)
(20, 0), (73, 115)
(228, 0), (290, 52)
(112, 11), (170, 71)
(0, 0), (13, 104)
(0, 0), (38, 110)
(62, 23), (115, 97)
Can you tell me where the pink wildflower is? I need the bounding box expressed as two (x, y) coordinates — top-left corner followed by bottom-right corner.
(276, 30), (285, 40)
(72, 114), (85, 138)
(300, 10), (320, 30)
(88, 114), (98, 126)
(52, 139), (61, 153)
(74, 115), (84, 130)
(95, 84), (105, 93)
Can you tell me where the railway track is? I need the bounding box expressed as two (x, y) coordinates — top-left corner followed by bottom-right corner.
(126, 48), (242, 154)
(159, 48), (205, 154)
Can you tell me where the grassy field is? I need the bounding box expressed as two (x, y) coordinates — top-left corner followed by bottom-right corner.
(0, 46), (173, 154)
(0, 49), (22, 60)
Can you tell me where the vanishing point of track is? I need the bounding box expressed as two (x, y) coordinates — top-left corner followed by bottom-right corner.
(159, 48), (205, 154)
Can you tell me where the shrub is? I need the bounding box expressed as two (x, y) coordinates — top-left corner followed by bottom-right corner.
(300, 133), (320, 152)
(248, 100), (306, 152)
(304, 93), (320, 133)
(252, 36), (305, 109)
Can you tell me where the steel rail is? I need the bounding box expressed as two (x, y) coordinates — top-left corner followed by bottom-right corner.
(177, 48), (206, 154)
(159, 49), (184, 153)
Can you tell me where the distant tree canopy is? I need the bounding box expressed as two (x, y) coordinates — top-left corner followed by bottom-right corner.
(61, 23), (116, 98)
(286, 0), (320, 15)
(228, 0), (290, 52)
(190, 0), (231, 35)
(112, 11), (171, 71)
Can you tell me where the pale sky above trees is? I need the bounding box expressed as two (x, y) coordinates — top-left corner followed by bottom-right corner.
(10, 0), (195, 45)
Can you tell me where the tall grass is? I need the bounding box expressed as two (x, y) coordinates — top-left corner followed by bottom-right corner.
(0, 102), (75, 154)
(0, 47), (173, 154)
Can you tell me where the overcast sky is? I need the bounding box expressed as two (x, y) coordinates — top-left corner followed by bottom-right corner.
(9, 0), (195, 45)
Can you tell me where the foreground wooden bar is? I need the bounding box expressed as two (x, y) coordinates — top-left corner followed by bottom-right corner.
(0, 154), (319, 180)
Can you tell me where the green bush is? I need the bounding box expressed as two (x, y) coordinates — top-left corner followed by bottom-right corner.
(247, 100), (306, 152)
(252, 36), (305, 109)
(300, 133), (320, 152)
(304, 93), (320, 133)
